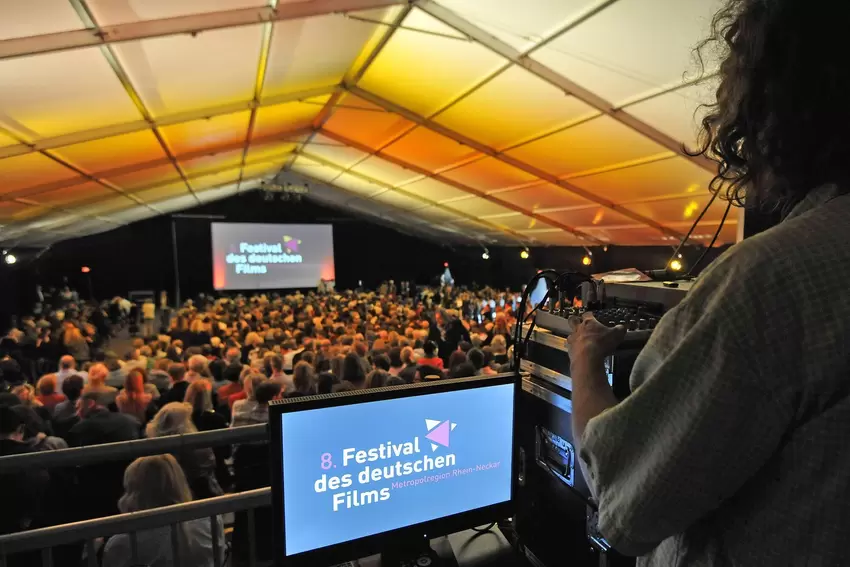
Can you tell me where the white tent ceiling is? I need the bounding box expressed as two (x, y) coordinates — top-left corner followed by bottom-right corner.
(0, 0), (729, 248)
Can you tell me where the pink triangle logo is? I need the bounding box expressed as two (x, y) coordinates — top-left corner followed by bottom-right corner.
(425, 419), (456, 449)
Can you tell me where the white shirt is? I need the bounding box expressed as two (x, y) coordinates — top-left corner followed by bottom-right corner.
(103, 517), (224, 567)
(56, 368), (88, 390)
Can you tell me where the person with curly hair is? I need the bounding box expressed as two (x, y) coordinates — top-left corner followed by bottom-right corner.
(567, 1), (850, 565)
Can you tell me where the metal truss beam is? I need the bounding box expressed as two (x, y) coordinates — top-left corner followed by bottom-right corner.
(299, 150), (533, 245)
(417, 0), (716, 174)
(0, 86), (335, 161)
(0, 0), (409, 61)
(321, 129), (603, 244)
(349, 85), (684, 239)
(1, 126), (311, 201)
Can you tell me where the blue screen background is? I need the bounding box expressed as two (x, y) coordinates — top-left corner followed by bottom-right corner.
(280, 383), (514, 556)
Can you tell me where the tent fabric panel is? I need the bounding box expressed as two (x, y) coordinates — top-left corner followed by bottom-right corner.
(178, 149), (245, 177)
(24, 182), (114, 207)
(111, 25), (264, 117)
(101, 163), (184, 192)
(349, 155), (421, 186)
(323, 94), (416, 148)
(434, 66), (597, 150)
(263, 9), (396, 98)
(382, 127), (481, 174)
(290, 156), (347, 184)
(0, 153), (81, 196)
(0, 47), (144, 139)
(531, 0), (723, 105)
(133, 182), (194, 203)
(504, 115), (669, 178)
(491, 182), (592, 212)
(435, 0), (602, 52)
(0, 201), (38, 222)
(51, 130), (169, 174)
(542, 205), (636, 229)
(567, 156), (714, 203)
(0, 0), (86, 41)
(188, 170), (243, 192)
(327, 173), (387, 198)
(251, 100), (325, 140)
(400, 177), (472, 203)
(358, 9), (508, 117)
(159, 111), (251, 156)
(245, 140), (300, 163)
(371, 190), (431, 211)
(625, 80), (716, 151)
(440, 157), (539, 193)
(302, 134), (373, 169)
(443, 196), (525, 218)
(622, 194), (729, 227)
(481, 213), (541, 231)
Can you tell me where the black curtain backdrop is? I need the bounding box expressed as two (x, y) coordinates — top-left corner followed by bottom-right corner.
(0, 190), (731, 327)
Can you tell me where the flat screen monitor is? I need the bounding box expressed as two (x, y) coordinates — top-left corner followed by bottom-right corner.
(269, 375), (516, 565)
(210, 222), (335, 291)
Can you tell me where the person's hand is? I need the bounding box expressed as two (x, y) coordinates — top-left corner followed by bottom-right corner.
(567, 312), (626, 366)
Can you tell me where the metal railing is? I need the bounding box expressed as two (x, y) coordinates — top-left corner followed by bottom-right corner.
(0, 488), (271, 567)
(0, 424), (271, 567)
(0, 423), (267, 472)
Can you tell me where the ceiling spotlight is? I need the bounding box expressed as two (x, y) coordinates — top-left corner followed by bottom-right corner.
(669, 259), (683, 272)
(4, 253), (16, 265)
(81, 266), (91, 273)
(520, 249), (529, 260)
(481, 247), (490, 260)
(582, 255), (592, 266)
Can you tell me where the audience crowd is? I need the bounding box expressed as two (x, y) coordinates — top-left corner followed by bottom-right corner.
(0, 285), (517, 566)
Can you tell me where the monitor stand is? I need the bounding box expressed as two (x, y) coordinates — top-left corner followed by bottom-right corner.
(380, 536), (458, 567)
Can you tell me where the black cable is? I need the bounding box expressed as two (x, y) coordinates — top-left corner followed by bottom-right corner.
(666, 189), (720, 269)
(472, 522), (496, 533)
(685, 199), (733, 277)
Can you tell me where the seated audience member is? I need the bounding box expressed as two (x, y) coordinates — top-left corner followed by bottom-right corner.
(417, 341), (444, 369)
(122, 349), (145, 372)
(12, 383), (52, 424)
(69, 391), (140, 519)
(386, 376), (406, 387)
(489, 335), (509, 365)
(316, 372), (339, 395)
(186, 354), (210, 382)
(56, 355), (86, 390)
(146, 403), (222, 500)
(387, 347), (404, 376)
(231, 375), (274, 427)
(105, 357), (127, 389)
(372, 353), (391, 372)
(53, 374), (84, 425)
(0, 406), (51, 566)
(399, 347), (418, 383)
(448, 350), (468, 374)
(82, 363), (119, 407)
(103, 454), (224, 567)
(288, 361), (315, 397)
(367, 369), (390, 389)
(341, 353), (367, 390)
(468, 348), (497, 376)
(115, 368), (155, 424)
(450, 361), (477, 379)
(185, 380), (231, 490)
(333, 381), (356, 393)
(16, 405), (67, 451)
(220, 348), (243, 392)
(458, 341), (472, 354)
(160, 363), (189, 405)
(228, 367), (255, 409)
(147, 358), (172, 394)
(35, 374), (66, 414)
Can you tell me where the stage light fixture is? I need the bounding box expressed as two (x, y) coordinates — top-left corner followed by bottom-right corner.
(520, 249), (529, 260)
(4, 253), (16, 265)
(481, 247), (490, 260)
(81, 266), (91, 273)
(582, 255), (592, 266)
(669, 259), (683, 272)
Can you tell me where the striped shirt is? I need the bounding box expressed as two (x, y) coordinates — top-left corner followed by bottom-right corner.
(581, 185), (850, 566)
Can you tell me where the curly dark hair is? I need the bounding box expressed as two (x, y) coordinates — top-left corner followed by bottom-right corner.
(691, 0), (849, 213)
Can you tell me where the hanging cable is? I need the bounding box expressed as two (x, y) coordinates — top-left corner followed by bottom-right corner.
(665, 189), (719, 270)
(685, 200), (734, 277)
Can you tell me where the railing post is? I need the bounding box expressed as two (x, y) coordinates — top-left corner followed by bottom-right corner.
(86, 539), (97, 567)
(171, 523), (182, 567)
(247, 510), (257, 567)
(130, 531), (139, 564)
(40, 546), (52, 567)
(210, 516), (221, 567)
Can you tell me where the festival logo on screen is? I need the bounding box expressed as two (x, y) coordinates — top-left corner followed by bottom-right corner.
(282, 235), (301, 254)
(425, 419), (457, 452)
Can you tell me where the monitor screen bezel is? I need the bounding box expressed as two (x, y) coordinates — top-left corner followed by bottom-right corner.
(268, 374), (517, 566)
